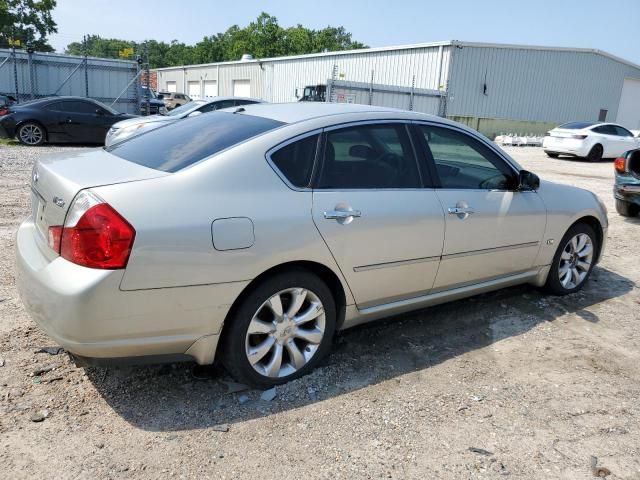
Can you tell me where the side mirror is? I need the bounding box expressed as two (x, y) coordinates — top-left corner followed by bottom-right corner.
(187, 110), (203, 118)
(518, 170), (540, 191)
(157, 94), (164, 100)
(95, 108), (105, 116)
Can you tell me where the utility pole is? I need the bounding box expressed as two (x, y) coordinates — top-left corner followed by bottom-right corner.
(144, 42), (150, 115)
(83, 35), (89, 97)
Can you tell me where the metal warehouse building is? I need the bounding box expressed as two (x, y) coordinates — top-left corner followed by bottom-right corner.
(154, 41), (640, 137)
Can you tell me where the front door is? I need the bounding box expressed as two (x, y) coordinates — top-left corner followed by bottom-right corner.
(311, 122), (445, 308)
(414, 124), (546, 290)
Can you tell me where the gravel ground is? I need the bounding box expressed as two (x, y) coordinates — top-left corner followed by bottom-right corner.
(0, 144), (639, 479)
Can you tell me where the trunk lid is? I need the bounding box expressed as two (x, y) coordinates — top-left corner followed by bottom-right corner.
(30, 148), (168, 245)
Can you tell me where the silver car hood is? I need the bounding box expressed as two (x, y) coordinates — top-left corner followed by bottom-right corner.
(111, 115), (176, 130)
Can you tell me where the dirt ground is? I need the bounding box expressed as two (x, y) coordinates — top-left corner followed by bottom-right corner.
(0, 144), (638, 479)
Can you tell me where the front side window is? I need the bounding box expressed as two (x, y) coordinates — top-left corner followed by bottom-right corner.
(613, 125), (633, 137)
(270, 134), (318, 188)
(419, 125), (515, 190)
(318, 124), (421, 189)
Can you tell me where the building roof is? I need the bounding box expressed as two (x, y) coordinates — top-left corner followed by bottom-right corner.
(154, 40), (640, 72)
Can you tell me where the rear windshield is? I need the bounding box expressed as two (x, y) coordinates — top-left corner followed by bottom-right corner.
(107, 112), (284, 172)
(557, 121), (597, 129)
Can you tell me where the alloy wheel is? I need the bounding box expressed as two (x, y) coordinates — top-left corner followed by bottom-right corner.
(558, 233), (593, 289)
(245, 288), (325, 378)
(19, 124), (43, 145)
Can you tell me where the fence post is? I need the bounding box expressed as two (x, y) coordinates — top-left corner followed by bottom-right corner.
(368, 69), (374, 105)
(12, 45), (19, 102)
(143, 42), (150, 115)
(409, 75), (415, 111)
(83, 35), (89, 97)
(26, 46), (35, 100)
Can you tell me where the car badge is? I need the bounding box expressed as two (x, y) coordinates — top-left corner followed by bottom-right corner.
(53, 196), (65, 208)
(32, 169), (39, 184)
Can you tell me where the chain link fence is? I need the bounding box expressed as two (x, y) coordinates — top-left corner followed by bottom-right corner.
(0, 47), (146, 114)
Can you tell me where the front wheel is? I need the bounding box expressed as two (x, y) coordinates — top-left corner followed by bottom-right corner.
(544, 223), (598, 295)
(615, 198), (639, 217)
(221, 270), (336, 388)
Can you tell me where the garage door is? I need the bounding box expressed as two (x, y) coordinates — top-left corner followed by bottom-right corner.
(616, 78), (640, 130)
(204, 80), (217, 98)
(233, 79), (251, 97)
(188, 81), (201, 100)
(166, 81), (177, 93)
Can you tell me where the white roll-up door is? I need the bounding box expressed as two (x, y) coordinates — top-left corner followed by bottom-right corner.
(166, 81), (177, 93)
(232, 79), (251, 97)
(616, 78), (640, 130)
(188, 81), (201, 100)
(204, 80), (218, 98)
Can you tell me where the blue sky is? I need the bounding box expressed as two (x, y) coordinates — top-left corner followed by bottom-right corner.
(50, 0), (640, 64)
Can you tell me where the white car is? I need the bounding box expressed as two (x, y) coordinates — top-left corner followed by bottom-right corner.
(105, 97), (263, 146)
(543, 122), (640, 162)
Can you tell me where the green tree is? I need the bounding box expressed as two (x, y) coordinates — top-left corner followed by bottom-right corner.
(63, 12), (367, 68)
(0, 0), (57, 51)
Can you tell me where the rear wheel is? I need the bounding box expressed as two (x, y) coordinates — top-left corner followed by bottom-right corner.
(615, 198), (639, 217)
(221, 270), (336, 388)
(544, 223), (598, 295)
(17, 122), (45, 146)
(545, 152), (559, 158)
(586, 144), (603, 162)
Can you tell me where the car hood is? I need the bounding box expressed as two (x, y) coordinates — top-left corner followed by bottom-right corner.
(111, 115), (176, 130)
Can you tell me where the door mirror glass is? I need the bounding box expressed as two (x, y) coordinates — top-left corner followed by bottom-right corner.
(95, 108), (105, 116)
(187, 110), (203, 118)
(518, 170), (540, 191)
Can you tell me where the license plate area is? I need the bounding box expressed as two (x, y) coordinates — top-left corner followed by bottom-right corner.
(31, 188), (47, 238)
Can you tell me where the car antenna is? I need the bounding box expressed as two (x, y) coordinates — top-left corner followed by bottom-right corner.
(233, 107), (245, 114)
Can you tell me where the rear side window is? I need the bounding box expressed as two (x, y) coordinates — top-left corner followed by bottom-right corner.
(558, 121), (596, 129)
(270, 134), (319, 188)
(107, 112), (284, 172)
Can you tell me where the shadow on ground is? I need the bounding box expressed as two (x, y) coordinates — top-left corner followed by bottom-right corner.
(86, 266), (634, 431)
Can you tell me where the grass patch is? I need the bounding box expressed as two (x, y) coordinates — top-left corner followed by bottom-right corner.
(0, 138), (18, 146)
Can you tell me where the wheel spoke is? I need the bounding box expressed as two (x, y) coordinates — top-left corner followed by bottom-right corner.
(287, 288), (307, 317)
(266, 294), (283, 318)
(247, 336), (276, 365)
(560, 269), (572, 287)
(294, 302), (324, 325)
(247, 319), (274, 335)
(576, 234), (587, 252)
(577, 243), (592, 258)
(576, 260), (591, 271)
(560, 250), (571, 261)
(570, 236), (578, 253)
(571, 267), (580, 286)
(264, 343), (283, 377)
(285, 339), (305, 370)
(294, 326), (323, 344)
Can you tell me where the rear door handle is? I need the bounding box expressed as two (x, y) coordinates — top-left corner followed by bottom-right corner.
(324, 209), (361, 220)
(447, 207), (475, 215)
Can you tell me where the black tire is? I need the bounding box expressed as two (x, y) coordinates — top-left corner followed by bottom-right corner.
(221, 269), (336, 388)
(17, 122), (46, 146)
(615, 198), (639, 217)
(586, 144), (603, 162)
(543, 223), (598, 295)
(545, 152), (559, 158)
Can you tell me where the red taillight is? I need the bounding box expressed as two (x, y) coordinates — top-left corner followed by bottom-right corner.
(571, 134), (588, 140)
(60, 203), (135, 269)
(0, 107), (9, 117)
(614, 157), (627, 174)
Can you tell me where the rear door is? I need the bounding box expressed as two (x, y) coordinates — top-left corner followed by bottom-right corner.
(611, 125), (638, 156)
(414, 123), (546, 290)
(311, 122), (445, 308)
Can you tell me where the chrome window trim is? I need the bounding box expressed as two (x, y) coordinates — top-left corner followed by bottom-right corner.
(264, 129), (322, 192)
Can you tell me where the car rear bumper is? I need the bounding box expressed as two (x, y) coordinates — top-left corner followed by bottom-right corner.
(15, 217), (248, 364)
(542, 137), (590, 157)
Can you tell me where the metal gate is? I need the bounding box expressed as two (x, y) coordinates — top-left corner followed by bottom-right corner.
(327, 78), (447, 116)
(0, 48), (140, 114)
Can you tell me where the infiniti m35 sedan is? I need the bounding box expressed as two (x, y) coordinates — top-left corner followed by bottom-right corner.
(16, 103), (608, 387)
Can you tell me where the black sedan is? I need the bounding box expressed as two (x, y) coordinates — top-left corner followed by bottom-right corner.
(0, 96), (136, 146)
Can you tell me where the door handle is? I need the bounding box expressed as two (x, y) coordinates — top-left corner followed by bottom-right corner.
(447, 207), (475, 215)
(324, 209), (361, 220)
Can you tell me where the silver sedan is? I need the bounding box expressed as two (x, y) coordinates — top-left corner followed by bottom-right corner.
(16, 103), (608, 388)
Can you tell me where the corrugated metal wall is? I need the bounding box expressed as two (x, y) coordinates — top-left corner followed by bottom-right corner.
(0, 49), (139, 113)
(155, 45), (451, 103)
(447, 45), (640, 123)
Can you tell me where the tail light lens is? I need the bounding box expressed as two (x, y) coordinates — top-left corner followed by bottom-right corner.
(571, 135), (588, 139)
(614, 157), (627, 174)
(51, 191), (135, 269)
(0, 107), (9, 117)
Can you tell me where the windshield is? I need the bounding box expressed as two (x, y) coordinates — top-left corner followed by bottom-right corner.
(94, 99), (120, 115)
(167, 100), (206, 117)
(107, 111), (284, 172)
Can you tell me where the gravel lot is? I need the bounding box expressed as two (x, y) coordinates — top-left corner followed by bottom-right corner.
(0, 144), (639, 479)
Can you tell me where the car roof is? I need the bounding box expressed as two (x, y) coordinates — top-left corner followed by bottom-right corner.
(203, 96), (264, 104)
(15, 96), (100, 107)
(230, 102), (422, 124)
